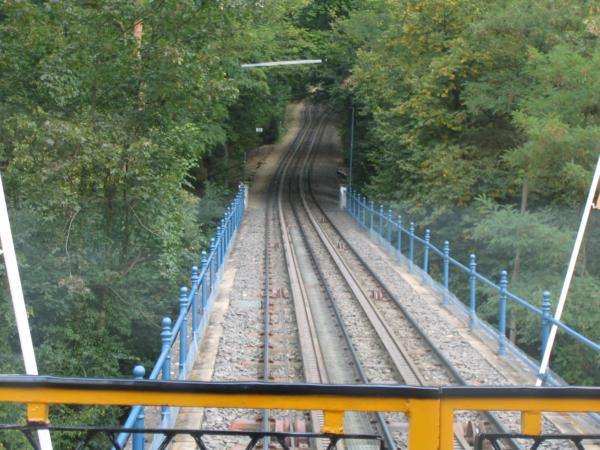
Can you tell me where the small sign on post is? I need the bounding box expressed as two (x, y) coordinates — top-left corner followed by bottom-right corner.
(256, 127), (263, 133)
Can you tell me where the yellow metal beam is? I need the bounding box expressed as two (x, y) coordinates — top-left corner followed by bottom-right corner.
(521, 411), (542, 435)
(0, 387), (412, 414)
(442, 397), (600, 413)
(439, 401), (455, 450)
(322, 410), (344, 434)
(26, 403), (48, 424)
(408, 399), (440, 450)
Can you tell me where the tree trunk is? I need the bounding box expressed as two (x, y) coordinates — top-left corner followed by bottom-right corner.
(511, 182), (529, 280)
(509, 182), (529, 344)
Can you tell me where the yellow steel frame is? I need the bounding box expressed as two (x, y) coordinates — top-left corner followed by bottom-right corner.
(1, 381), (600, 450)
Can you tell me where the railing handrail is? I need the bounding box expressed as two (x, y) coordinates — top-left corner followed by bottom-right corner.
(4, 375), (600, 399)
(5, 376), (600, 450)
(346, 188), (600, 364)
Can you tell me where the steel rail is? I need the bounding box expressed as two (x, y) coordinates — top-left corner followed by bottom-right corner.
(302, 117), (520, 450)
(261, 105), (314, 447)
(272, 105), (332, 446)
(284, 112), (398, 450)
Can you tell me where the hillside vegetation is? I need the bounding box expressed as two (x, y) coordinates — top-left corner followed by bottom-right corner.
(310, 0), (600, 385)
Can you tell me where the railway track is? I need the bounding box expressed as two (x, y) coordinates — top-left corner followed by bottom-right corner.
(265, 106), (456, 449)
(278, 104), (524, 448)
(259, 104), (525, 449)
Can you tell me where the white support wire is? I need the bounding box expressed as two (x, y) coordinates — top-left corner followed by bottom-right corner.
(536, 154), (600, 386)
(0, 173), (53, 449)
(241, 59), (322, 68)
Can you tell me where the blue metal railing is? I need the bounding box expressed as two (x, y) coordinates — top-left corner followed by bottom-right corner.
(346, 187), (600, 367)
(114, 184), (247, 450)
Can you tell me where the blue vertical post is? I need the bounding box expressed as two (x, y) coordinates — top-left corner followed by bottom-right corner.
(234, 194), (239, 227)
(225, 208), (230, 245)
(179, 287), (188, 378)
(387, 209), (392, 243)
(132, 365), (145, 450)
(228, 206), (233, 241)
(209, 238), (216, 292)
(347, 186), (353, 215)
(358, 196), (363, 225)
(362, 196), (367, 226)
(469, 254), (477, 329)
(369, 201), (374, 233)
(220, 218), (226, 264)
(408, 222), (415, 266)
(498, 271), (508, 355)
(378, 204), (384, 238)
(160, 318), (172, 424)
(228, 208), (233, 241)
(201, 251), (208, 313)
(541, 291), (551, 362)
(423, 229), (431, 276)
(442, 241), (450, 304)
(397, 216), (402, 255)
(216, 224), (222, 269)
(191, 266), (199, 336)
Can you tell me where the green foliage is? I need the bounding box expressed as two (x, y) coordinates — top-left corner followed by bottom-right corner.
(0, 0), (308, 437)
(316, 0), (600, 384)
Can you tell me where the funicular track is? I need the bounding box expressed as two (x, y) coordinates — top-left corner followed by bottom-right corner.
(297, 109), (522, 450)
(255, 106), (536, 449)
(261, 105), (444, 449)
(262, 103), (527, 450)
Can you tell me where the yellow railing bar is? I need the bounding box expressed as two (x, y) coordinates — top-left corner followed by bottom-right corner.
(2, 377), (600, 450)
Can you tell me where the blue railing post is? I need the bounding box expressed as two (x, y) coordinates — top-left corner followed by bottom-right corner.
(215, 226), (222, 270)
(132, 365), (145, 450)
(362, 196), (366, 226)
(353, 190), (358, 217)
(201, 251), (208, 313)
(498, 270), (508, 355)
(234, 194), (240, 227)
(387, 209), (392, 243)
(160, 317), (172, 424)
(469, 254), (477, 329)
(369, 201), (375, 233)
(347, 186), (352, 215)
(179, 287), (188, 378)
(191, 266), (199, 336)
(378, 204), (384, 238)
(423, 229), (431, 277)
(443, 241), (450, 304)
(541, 291), (551, 362)
(221, 218), (227, 263)
(238, 192), (243, 225)
(396, 215), (402, 255)
(228, 206), (233, 242)
(209, 238), (216, 292)
(408, 222), (415, 266)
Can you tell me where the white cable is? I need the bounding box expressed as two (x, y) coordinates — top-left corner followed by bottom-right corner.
(0, 174), (53, 449)
(536, 154), (600, 386)
(241, 59), (322, 68)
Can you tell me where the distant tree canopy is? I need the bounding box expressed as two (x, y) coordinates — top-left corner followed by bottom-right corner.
(314, 0), (600, 384)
